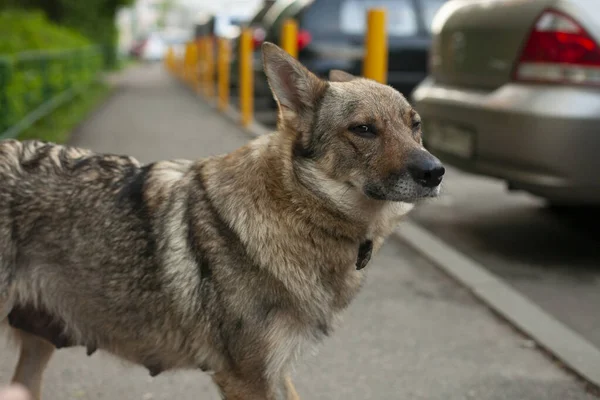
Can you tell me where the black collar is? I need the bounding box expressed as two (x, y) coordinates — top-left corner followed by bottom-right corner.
(356, 240), (373, 270)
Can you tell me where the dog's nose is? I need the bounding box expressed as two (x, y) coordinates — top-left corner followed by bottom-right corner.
(407, 154), (445, 188)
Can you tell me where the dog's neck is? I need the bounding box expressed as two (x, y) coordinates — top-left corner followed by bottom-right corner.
(202, 131), (412, 248)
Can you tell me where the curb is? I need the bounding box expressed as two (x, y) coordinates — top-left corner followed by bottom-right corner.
(179, 80), (600, 390)
(395, 221), (600, 390)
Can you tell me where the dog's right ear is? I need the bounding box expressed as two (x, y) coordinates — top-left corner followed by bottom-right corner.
(261, 42), (327, 114)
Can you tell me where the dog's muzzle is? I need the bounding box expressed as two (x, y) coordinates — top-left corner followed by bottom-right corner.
(363, 150), (445, 202)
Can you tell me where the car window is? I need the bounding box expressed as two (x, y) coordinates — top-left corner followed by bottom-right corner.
(299, 0), (342, 35)
(340, 0), (418, 36)
(420, 0), (446, 33)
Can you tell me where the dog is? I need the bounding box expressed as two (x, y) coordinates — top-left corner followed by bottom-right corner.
(0, 42), (444, 399)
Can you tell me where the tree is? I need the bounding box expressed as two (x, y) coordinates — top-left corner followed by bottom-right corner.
(156, 0), (176, 29)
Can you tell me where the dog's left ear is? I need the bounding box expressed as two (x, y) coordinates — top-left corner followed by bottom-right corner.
(329, 69), (357, 83)
(261, 42), (327, 113)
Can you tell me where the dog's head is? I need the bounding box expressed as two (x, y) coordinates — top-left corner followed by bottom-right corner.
(262, 42), (444, 204)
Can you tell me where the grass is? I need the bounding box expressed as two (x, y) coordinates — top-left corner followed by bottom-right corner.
(18, 81), (113, 143)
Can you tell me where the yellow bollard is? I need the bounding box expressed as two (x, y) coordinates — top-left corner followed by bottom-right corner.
(363, 8), (388, 84)
(189, 43), (198, 88)
(239, 28), (254, 127)
(180, 43), (188, 79)
(198, 38), (205, 91)
(169, 47), (175, 72)
(165, 47), (173, 71)
(281, 18), (298, 58)
(217, 38), (231, 112)
(197, 37), (206, 91)
(204, 37), (215, 98)
(184, 41), (193, 81)
(181, 43), (190, 80)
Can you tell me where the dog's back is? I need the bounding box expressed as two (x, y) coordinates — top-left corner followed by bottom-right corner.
(0, 138), (322, 390)
(0, 139), (208, 367)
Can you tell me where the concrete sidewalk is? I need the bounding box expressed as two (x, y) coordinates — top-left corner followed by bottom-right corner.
(0, 63), (596, 400)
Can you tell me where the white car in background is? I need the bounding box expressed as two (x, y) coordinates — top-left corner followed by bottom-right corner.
(138, 32), (168, 62)
(138, 31), (190, 62)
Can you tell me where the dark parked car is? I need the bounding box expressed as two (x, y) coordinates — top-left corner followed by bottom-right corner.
(229, 0), (278, 89)
(240, 0), (448, 104)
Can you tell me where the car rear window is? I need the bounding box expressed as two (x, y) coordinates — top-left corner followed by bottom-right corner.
(339, 0), (418, 36)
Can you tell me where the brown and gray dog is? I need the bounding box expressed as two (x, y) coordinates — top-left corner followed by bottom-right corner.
(0, 42), (444, 399)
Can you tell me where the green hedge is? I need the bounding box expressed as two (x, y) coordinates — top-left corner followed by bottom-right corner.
(0, 9), (90, 54)
(0, 9), (109, 139)
(1, 46), (104, 137)
(0, 0), (135, 69)
(0, 10), (105, 137)
(18, 81), (112, 144)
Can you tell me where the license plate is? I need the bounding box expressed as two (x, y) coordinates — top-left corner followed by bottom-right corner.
(425, 120), (475, 158)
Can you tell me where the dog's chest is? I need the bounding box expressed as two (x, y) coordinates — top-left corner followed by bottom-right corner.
(260, 254), (364, 378)
(263, 308), (341, 379)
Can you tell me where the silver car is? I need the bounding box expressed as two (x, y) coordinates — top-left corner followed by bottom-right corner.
(411, 0), (600, 206)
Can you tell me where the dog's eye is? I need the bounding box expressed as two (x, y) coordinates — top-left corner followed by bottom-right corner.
(349, 124), (377, 138)
(412, 120), (422, 130)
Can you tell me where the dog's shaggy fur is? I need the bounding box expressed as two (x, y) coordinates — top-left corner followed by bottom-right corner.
(0, 43), (443, 399)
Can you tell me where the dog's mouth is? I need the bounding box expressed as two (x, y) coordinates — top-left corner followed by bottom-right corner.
(363, 175), (442, 203)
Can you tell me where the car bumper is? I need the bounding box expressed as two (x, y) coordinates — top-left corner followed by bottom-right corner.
(411, 78), (600, 204)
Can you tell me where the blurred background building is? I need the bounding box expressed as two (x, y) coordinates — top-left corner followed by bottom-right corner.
(116, 0), (262, 59)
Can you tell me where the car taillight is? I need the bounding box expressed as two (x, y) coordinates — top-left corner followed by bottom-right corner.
(513, 8), (600, 85)
(252, 28), (266, 49)
(297, 29), (312, 51)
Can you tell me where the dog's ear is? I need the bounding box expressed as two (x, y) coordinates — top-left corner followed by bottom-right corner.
(261, 42), (327, 113)
(329, 69), (357, 83)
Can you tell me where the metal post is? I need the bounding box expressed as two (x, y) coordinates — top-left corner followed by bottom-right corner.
(165, 46), (174, 71)
(183, 41), (192, 81)
(196, 37), (205, 86)
(204, 37), (215, 98)
(239, 28), (253, 127)
(281, 19), (298, 58)
(217, 38), (230, 112)
(363, 8), (388, 84)
(188, 41), (198, 89)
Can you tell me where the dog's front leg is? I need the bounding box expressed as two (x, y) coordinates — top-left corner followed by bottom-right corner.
(212, 372), (300, 400)
(11, 330), (54, 400)
(212, 371), (268, 400)
(281, 376), (300, 400)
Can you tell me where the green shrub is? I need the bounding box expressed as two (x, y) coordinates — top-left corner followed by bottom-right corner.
(0, 0), (135, 69)
(1, 47), (103, 134)
(0, 9), (109, 139)
(0, 9), (90, 54)
(0, 10), (103, 133)
(18, 81), (112, 143)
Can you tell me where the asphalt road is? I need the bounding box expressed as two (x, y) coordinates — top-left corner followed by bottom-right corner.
(0, 64), (596, 399)
(409, 165), (600, 350)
